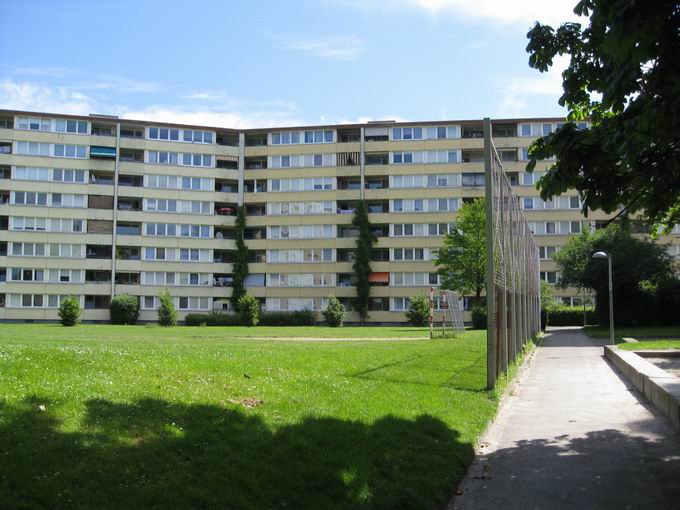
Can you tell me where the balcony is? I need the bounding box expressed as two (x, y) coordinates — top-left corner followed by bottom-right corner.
(213, 274), (233, 287)
(337, 151), (360, 166)
(89, 172), (114, 185)
(216, 156), (238, 169)
(366, 201), (388, 214)
(492, 124), (517, 138)
(119, 149), (143, 163)
(85, 295), (111, 309)
(244, 228), (266, 240)
(245, 134), (267, 147)
(116, 246), (140, 261)
(216, 131), (239, 147)
(0, 242), (6, 256)
(338, 177), (361, 191)
(89, 220), (114, 234)
(365, 177), (388, 190)
(116, 222), (140, 236)
(337, 128), (361, 143)
(120, 126), (144, 139)
(214, 250), (235, 263)
(86, 270), (112, 284)
(368, 272), (389, 286)
(216, 179), (238, 193)
(0, 142), (12, 154)
(89, 195), (114, 210)
(86, 245), (112, 259)
(0, 167), (10, 180)
(90, 146), (117, 159)
(245, 157), (267, 170)
(115, 272), (140, 285)
(117, 198), (142, 212)
(365, 152), (389, 165)
(215, 203), (237, 216)
(214, 227), (235, 240)
(462, 150), (484, 163)
(244, 180), (266, 193)
(245, 204), (266, 216)
(461, 125), (484, 139)
(118, 174), (142, 187)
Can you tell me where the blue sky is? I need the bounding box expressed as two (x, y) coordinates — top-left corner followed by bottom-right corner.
(0, 0), (580, 128)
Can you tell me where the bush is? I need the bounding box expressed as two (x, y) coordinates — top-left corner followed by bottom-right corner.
(322, 295), (345, 327)
(406, 294), (430, 327)
(259, 310), (316, 326)
(58, 295), (81, 327)
(238, 294), (259, 327)
(109, 294), (139, 325)
(184, 312), (241, 326)
(545, 305), (596, 326)
(157, 290), (177, 327)
(471, 305), (487, 330)
(656, 278), (680, 326)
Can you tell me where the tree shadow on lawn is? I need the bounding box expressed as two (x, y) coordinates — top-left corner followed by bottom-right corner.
(0, 397), (473, 510)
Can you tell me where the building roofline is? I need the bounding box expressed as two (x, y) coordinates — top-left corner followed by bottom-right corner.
(0, 108), (568, 133)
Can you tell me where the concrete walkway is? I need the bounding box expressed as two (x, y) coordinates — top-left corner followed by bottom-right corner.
(451, 327), (680, 510)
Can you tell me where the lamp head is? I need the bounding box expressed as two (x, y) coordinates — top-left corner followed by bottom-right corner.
(592, 251), (608, 259)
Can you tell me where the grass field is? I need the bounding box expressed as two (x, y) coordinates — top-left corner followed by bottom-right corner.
(584, 325), (680, 342)
(618, 339), (680, 351)
(0, 325), (503, 510)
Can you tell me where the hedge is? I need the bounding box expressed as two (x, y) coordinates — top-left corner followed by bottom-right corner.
(545, 306), (596, 327)
(184, 310), (316, 327)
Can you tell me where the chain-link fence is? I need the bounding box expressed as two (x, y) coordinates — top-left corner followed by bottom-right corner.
(484, 118), (541, 389)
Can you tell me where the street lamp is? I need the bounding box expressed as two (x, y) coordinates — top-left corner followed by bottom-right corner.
(592, 251), (614, 345)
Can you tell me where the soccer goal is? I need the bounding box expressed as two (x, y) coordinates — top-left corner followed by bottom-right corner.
(429, 288), (466, 338)
(483, 118), (541, 389)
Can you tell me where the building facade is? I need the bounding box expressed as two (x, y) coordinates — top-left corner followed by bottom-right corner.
(0, 109), (678, 323)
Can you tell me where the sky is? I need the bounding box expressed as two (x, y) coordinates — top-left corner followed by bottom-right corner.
(0, 0), (582, 128)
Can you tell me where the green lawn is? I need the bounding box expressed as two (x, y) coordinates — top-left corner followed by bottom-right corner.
(618, 339), (680, 351)
(584, 325), (680, 342)
(0, 325), (501, 510)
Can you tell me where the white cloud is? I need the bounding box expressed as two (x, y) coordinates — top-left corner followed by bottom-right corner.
(496, 55), (568, 117)
(0, 79), (95, 114)
(280, 35), (364, 61)
(120, 107), (304, 129)
(334, 0), (579, 26)
(335, 115), (410, 124)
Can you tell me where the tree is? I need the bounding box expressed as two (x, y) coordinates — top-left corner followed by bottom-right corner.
(157, 290), (177, 327)
(352, 201), (377, 323)
(434, 199), (486, 301)
(322, 295), (345, 327)
(231, 205), (249, 312)
(406, 295), (430, 327)
(238, 294), (259, 327)
(110, 294), (139, 325)
(553, 221), (673, 326)
(58, 295), (81, 327)
(525, 0), (680, 232)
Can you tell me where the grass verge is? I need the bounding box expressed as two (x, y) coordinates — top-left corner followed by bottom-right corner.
(0, 325), (495, 509)
(618, 339), (680, 351)
(584, 325), (680, 342)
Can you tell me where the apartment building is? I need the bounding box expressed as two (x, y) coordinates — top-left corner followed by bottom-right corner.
(0, 109), (677, 323)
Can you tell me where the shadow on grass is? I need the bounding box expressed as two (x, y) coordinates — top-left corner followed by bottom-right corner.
(0, 397), (473, 510)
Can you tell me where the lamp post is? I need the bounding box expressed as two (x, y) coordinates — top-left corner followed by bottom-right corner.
(592, 251), (614, 345)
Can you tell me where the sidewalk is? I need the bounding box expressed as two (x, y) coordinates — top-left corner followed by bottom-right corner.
(450, 327), (680, 510)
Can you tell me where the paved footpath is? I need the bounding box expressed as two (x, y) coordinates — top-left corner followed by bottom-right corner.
(450, 327), (680, 510)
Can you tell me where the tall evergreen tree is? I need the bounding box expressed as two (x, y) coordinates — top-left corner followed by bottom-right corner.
(231, 205), (249, 312)
(352, 201), (376, 323)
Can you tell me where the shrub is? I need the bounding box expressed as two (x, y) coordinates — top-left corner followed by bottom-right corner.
(157, 290), (178, 327)
(184, 312), (241, 326)
(406, 294), (430, 327)
(109, 294), (139, 325)
(322, 295), (345, 327)
(259, 310), (316, 326)
(545, 305), (596, 326)
(656, 278), (680, 326)
(471, 305), (487, 330)
(58, 295), (81, 327)
(238, 294), (259, 327)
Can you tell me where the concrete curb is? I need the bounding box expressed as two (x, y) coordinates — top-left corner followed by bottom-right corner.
(604, 346), (680, 431)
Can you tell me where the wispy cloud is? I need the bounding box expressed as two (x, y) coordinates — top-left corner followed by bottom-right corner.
(0, 79), (95, 114)
(0, 79), (304, 129)
(278, 35), (364, 61)
(13, 67), (159, 93)
(333, 0), (579, 26)
(496, 56), (568, 117)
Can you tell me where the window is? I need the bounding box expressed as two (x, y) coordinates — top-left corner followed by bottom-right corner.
(462, 173), (485, 187)
(54, 119), (88, 134)
(52, 169), (86, 183)
(14, 166), (50, 181)
(539, 246), (557, 259)
(183, 130), (212, 144)
(54, 144), (86, 158)
(569, 196), (580, 209)
(149, 127), (180, 141)
(181, 153), (212, 167)
(541, 271), (558, 284)
(148, 151), (179, 165)
(542, 123), (553, 135)
(546, 222), (556, 234)
(520, 124), (532, 136)
(15, 141), (50, 156)
(522, 197), (534, 210)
